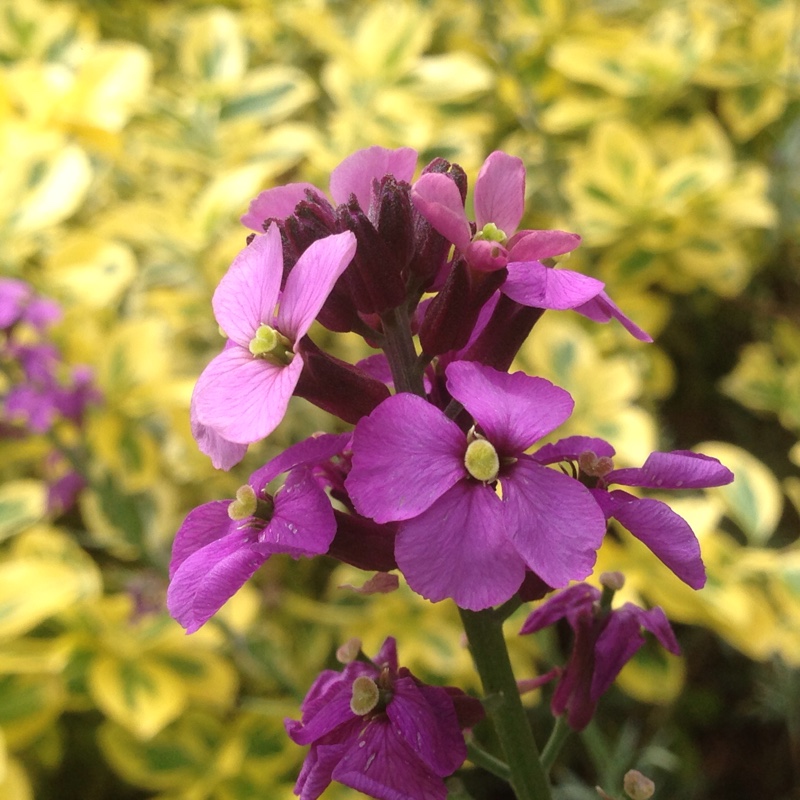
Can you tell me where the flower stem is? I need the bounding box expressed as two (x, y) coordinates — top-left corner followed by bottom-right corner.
(466, 739), (512, 782)
(380, 304), (425, 397)
(459, 607), (552, 800)
(540, 715), (571, 773)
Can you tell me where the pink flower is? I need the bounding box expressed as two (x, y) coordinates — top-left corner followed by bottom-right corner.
(191, 223), (356, 458)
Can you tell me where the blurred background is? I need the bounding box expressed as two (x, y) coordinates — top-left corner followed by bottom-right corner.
(0, 0), (798, 798)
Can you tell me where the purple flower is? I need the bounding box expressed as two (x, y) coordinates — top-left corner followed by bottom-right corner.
(519, 582), (680, 730)
(190, 224), (356, 456)
(241, 146), (419, 231)
(345, 361), (607, 610)
(0, 278), (60, 331)
(534, 437), (735, 588)
(167, 433), (350, 632)
(412, 151), (651, 340)
(286, 637), (483, 800)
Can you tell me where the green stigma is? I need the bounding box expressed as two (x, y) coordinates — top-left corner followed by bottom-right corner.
(474, 222), (507, 244)
(464, 438), (500, 482)
(248, 324), (294, 365)
(350, 676), (380, 716)
(228, 485), (258, 520)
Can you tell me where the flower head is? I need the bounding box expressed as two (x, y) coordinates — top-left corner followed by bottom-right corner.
(190, 224), (356, 460)
(167, 433), (350, 632)
(520, 581), (680, 730)
(534, 437), (735, 588)
(286, 637), (483, 800)
(346, 361), (607, 609)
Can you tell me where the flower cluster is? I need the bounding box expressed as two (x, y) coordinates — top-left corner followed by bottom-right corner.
(169, 146), (734, 798)
(0, 278), (99, 512)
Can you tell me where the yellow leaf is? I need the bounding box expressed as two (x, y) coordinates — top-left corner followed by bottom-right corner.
(0, 480), (46, 543)
(0, 755), (33, 800)
(220, 66), (317, 125)
(89, 654), (186, 739)
(616, 648), (685, 705)
(178, 7), (246, 85)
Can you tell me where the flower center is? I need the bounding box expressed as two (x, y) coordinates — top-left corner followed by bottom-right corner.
(474, 222), (507, 245)
(464, 437), (500, 482)
(350, 675), (380, 716)
(227, 485), (274, 521)
(248, 324), (294, 366)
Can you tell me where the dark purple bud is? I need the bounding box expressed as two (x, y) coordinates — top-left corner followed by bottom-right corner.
(328, 511), (397, 572)
(295, 337), (391, 424)
(373, 176), (415, 274)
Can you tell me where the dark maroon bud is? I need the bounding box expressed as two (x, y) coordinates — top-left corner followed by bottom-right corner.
(418, 259), (506, 357)
(283, 191), (339, 256)
(295, 337), (391, 423)
(461, 294), (545, 371)
(335, 198), (406, 315)
(328, 511), (397, 572)
(517, 570), (553, 603)
(373, 176), (415, 275)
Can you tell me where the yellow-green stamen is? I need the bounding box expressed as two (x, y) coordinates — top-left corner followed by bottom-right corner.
(350, 676), (380, 716)
(227, 485), (274, 521)
(248, 324), (294, 365)
(474, 221), (507, 244)
(464, 437), (500, 483)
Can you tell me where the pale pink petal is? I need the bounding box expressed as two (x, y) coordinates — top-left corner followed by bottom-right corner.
(507, 230), (581, 261)
(346, 393), (466, 523)
(395, 483), (526, 610)
(464, 239), (509, 271)
(212, 224), (283, 346)
(329, 146), (417, 208)
(503, 262), (604, 310)
(446, 361), (574, 454)
(502, 459), (606, 587)
(192, 346), (303, 443)
(411, 172), (472, 252)
(240, 182), (320, 231)
(277, 231), (356, 340)
(473, 151), (526, 234)
(190, 416), (248, 470)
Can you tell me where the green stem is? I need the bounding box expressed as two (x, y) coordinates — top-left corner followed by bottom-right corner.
(459, 607), (552, 800)
(380, 304), (425, 397)
(540, 715), (571, 774)
(466, 739), (512, 783)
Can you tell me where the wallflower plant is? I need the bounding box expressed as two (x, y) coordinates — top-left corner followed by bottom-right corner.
(170, 146), (734, 800)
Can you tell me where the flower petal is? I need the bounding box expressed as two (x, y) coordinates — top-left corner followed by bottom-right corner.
(329, 145), (418, 209)
(474, 151), (525, 234)
(277, 231), (357, 340)
(192, 346), (302, 443)
(346, 394), (466, 523)
(590, 609), (646, 700)
(502, 459), (606, 587)
(249, 432), (351, 488)
(395, 482), (526, 610)
(212, 223), (283, 346)
(573, 290), (652, 342)
(167, 527), (266, 633)
(169, 500), (232, 577)
(534, 436), (616, 465)
(240, 182), (320, 231)
(411, 172), (472, 252)
(190, 417), (248, 470)
(502, 262), (604, 310)
(605, 492), (706, 588)
(507, 229), (581, 261)
(519, 583), (600, 635)
(607, 450), (734, 489)
(446, 361), (574, 454)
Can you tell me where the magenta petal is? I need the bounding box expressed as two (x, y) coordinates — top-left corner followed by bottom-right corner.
(277, 231), (356, 340)
(519, 583), (600, 635)
(464, 239), (509, 271)
(502, 262), (604, 310)
(411, 172), (472, 252)
(167, 528), (266, 633)
(261, 468), (336, 557)
(288, 689), (356, 746)
(346, 394), (466, 523)
(507, 229), (582, 261)
(446, 361), (574, 454)
(332, 719), (448, 800)
(192, 346), (302, 443)
(329, 145), (418, 208)
(590, 610), (646, 700)
(607, 450), (734, 489)
(212, 224), (283, 346)
(573, 290), (652, 342)
(395, 483), (526, 610)
(240, 182), (320, 231)
(473, 151), (525, 234)
(502, 459), (606, 587)
(249, 432), (351, 488)
(387, 677), (466, 776)
(169, 501), (232, 577)
(191, 417), (248, 470)
(606, 493), (706, 588)
(534, 436), (616, 465)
